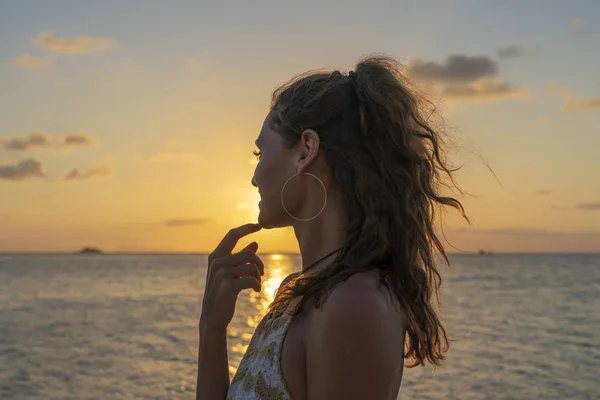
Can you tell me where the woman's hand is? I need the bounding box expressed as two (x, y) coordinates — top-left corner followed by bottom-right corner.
(200, 223), (264, 332)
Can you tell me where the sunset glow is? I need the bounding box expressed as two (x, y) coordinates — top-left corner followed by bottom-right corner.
(1, 2), (598, 253)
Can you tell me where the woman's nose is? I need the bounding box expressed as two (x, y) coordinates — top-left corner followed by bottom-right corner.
(251, 176), (257, 188)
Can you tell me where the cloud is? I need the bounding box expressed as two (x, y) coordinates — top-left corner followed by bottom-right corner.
(165, 218), (210, 227)
(407, 54), (526, 103)
(63, 134), (93, 145)
(577, 202), (600, 210)
(408, 55), (498, 83)
(443, 79), (529, 102)
(550, 202), (600, 211)
(2, 134), (48, 150)
(534, 189), (552, 195)
(10, 53), (52, 69)
(0, 133), (95, 151)
(497, 45), (538, 58)
(64, 165), (110, 181)
(0, 159), (45, 181)
(547, 83), (600, 112)
(562, 98), (600, 112)
(39, 194), (52, 200)
(566, 19), (593, 38)
(32, 31), (119, 54)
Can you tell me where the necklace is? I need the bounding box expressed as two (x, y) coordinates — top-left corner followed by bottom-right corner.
(302, 246), (343, 275)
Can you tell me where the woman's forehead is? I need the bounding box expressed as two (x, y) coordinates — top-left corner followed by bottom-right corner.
(257, 121), (279, 145)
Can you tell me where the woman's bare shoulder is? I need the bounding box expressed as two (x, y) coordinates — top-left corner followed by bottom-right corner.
(303, 270), (406, 398)
(312, 269), (405, 325)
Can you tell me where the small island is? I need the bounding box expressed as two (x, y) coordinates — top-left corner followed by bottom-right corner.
(76, 247), (104, 255)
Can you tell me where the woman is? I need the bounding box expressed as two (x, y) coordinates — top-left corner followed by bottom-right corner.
(197, 54), (470, 400)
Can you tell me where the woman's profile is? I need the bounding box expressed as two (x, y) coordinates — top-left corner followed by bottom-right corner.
(197, 54), (470, 400)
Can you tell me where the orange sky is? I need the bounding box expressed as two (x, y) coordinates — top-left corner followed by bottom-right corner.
(1, 2), (599, 253)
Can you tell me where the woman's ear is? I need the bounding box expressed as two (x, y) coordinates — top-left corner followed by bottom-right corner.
(297, 129), (320, 173)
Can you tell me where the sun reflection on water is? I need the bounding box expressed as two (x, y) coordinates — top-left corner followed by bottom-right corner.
(229, 253), (297, 378)
(248, 253), (295, 316)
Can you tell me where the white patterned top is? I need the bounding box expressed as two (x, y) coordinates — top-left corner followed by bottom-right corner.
(226, 272), (301, 400)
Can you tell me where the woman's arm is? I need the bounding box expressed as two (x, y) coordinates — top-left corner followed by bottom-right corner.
(195, 224), (264, 399)
(305, 276), (406, 400)
(196, 324), (230, 400)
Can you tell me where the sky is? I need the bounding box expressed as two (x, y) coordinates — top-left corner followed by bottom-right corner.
(0, 0), (599, 253)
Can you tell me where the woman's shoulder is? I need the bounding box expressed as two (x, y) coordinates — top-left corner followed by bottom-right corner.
(303, 270), (407, 369)
(301, 269), (401, 323)
(329, 270), (394, 311)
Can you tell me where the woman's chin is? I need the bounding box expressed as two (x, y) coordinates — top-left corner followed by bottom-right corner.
(257, 210), (278, 229)
(257, 208), (268, 227)
(258, 203), (290, 228)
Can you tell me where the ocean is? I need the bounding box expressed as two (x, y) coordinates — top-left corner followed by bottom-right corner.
(0, 253), (598, 399)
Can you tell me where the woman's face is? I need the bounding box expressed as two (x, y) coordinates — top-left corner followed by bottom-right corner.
(252, 116), (312, 228)
(252, 117), (296, 228)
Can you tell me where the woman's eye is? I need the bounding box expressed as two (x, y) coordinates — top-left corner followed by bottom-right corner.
(253, 150), (262, 160)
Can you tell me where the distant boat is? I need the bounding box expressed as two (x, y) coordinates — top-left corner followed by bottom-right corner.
(76, 247), (104, 255)
(478, 249), (494, 255)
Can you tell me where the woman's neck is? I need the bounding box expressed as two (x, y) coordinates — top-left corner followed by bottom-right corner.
(293, 194), (348, 273)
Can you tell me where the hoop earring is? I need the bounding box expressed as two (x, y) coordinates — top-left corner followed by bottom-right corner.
(280, 172), (327, 221)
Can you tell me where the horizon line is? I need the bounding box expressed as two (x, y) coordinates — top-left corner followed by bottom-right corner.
(1, 251), (599, 256)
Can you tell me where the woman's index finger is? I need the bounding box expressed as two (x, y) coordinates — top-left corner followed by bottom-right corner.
(212, 223), (262, 258)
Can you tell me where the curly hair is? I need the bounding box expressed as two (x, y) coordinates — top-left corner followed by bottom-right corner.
(265, 54), (471, 368)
